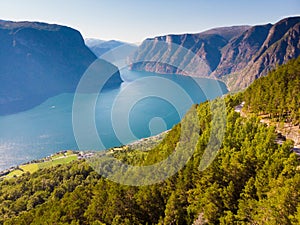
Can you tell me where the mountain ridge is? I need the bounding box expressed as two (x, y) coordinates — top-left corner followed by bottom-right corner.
(129, 16), (300, 90)
(85, 39), (125, 57)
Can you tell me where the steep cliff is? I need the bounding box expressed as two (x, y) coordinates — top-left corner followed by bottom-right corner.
(130, 26), (248, 76)
(229, 17), (300, 89)
(0, 20), (122, 115)
(212, 24), (272, 78)
(130, 17), (300, 90)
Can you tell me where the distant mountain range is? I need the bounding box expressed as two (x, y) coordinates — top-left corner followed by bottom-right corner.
(84, 38), (105, 47)
(85, 39), (125, 57)
(130, 16), (300, 90)
(85, 39), (138, 65)
(0, 21), (122, 115)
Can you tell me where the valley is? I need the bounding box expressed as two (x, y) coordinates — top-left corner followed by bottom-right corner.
(0, 5), (299, 224)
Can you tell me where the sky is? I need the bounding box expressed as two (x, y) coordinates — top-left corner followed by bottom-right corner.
(0, 0), (299, 43)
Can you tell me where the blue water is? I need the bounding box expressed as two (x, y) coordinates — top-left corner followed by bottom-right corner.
(0, 69), (227, 170)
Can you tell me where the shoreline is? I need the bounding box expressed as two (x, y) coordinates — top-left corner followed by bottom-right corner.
(0, 130), (171, 178)
(0, 150), (95, 179)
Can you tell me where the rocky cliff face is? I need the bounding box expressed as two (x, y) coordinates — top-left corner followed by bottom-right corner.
(211, 24), (273, 78)
(130, 28), (246, 76)
(130, 17), (300, 90)
(230, 17), (300, 89)
(0, 21), (122, 115)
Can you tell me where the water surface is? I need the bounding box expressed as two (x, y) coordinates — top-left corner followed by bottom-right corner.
(0, 69), (228, 170)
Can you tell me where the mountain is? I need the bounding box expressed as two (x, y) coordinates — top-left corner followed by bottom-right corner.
(84, 38), (105, 47)
(130, 25), (248, 77)
(0, 21), (122, 115)
(211, 24), (273, 78)
(200, 25), (251, 41)
(85, 39), (126, 57)
(130, 17), (300, 90)
(228, 17), (300, 89)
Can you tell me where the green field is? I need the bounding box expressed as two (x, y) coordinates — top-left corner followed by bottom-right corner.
(38, 154), (78, 169)
(4, 153), (78, 179)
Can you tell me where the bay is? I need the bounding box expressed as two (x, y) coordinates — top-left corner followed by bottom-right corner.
(0, 69), (228, 170)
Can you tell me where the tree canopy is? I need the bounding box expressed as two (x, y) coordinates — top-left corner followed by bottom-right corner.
(244, 57), (300, 125)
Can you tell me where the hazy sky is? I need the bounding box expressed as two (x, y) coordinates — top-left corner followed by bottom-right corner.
(0, 0), (299, 43)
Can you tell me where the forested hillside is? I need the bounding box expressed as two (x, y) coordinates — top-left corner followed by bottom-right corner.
(1, 59), (300, 224)
(244, 56), (300, 125)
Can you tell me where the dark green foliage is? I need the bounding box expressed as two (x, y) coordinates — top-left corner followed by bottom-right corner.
(244, 56), (300, 125)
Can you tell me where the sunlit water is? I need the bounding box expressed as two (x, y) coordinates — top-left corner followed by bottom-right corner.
(0, 69), (228, 170)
